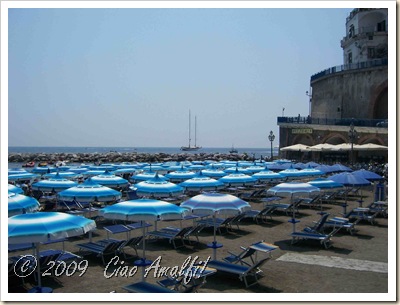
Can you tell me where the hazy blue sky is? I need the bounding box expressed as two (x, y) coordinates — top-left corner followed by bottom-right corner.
(7, 5), (353, 148)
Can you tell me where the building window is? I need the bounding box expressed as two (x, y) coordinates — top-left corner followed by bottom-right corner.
(348, 24), (355, 38)
(348, 52), (352, 64)
(368, 48), (375, 59)
(377, 20), (386, 32)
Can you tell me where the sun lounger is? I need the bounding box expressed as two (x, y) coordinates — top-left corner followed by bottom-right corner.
(270, 199), (302, 216)
(123, 281), (178, 293)
(239, 205), (278, 224)
(98, 236), (144, 258)
(147, 226), (194, 249)
(76, 240), (124, 265)
(196, 216), (240, 234)
(223, 241), (278, 267)
(206, 257), (271, 288)
(290, 231), (335, 249)
(342, 208), (379, 225)
(322, 217), (357, 235)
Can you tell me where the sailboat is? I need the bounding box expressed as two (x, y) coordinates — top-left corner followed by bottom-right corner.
(229, 144), (238, 154)
(180, 110), (202, 151)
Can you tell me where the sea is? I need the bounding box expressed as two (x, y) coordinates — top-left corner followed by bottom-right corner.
(8, 146), (280, 167)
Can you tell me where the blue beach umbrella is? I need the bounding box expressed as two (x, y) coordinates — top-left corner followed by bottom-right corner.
(165, 167), (197, 183)
(99, 199), (187, 280)
(68, 166), (91, 174)
(8, 172), (39, 182)
(279, 167), (305, 180)
(57, 178), (122, 203)
(224, 167), (252, 175)
(201, 165), (227, 178)
(308, 178), (344, 189)
(180, 193), (251, 259)
(112, 168), (138, 176)
(44, 171), (80, 179)
(179, 172), (225, 192)
(328, 172), (371, 209)
(219, 169), (258, 187)
(245, 165), (266, 173)
(8, 168), (28, 175)
(298, 166), (324, 177)
(91, 171), (129, 188)
(267, 182), (320, 232)
(8, 192), (41, 217)
(88, 165), (117, 171)
(130, 171), (168, 183)
(31, 166), (57, 174)
(330, 163), (353, 172)
(252, 169), (284, 183)
(8, 184), (24, 194)
(134, 174), (184, 198)
(314, 164), (335, 174)
(8, 212), (96, 293)
(31, 174), (78, 192)
(352, 169), (384, 181)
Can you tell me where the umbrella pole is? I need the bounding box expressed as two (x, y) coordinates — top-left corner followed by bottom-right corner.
(36, 243), (42, 289)
(213, 214), (217, 260)
(141, 221), (146, 282)
(291, 194), (296, 233)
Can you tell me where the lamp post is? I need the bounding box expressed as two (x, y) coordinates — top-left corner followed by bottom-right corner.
(348, 121), (358, 166)
(306, 90), (312, 116)
(268, 131), (275, 161)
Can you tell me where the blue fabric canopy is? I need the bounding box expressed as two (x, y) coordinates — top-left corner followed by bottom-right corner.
(328, 172), (371, 187)
(8, 192), (41, 217)
(134, 175), (184, 198)
(32, 174), (78, 192)
(352, 169), (384, 181)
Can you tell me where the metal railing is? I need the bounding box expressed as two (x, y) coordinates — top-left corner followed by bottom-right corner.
(277, 116), (388, 128)
(310, 58), (388, 82)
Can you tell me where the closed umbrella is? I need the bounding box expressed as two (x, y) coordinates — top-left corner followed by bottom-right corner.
(8, 212), (96, 293)
(180, 193), (251, 259)
(99, 199), (187, 280)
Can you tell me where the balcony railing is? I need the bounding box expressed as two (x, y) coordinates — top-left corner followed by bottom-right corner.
(277, 116), (388, 128)
(310, 58), (388, 82)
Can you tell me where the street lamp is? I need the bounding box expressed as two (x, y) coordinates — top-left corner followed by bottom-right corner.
(268, 131), (275, 161)
(306, 90), (312, 116)
(348, 121), (358, 166)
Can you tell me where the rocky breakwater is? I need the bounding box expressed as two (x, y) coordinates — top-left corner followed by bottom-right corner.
(9, 151), (256, 164)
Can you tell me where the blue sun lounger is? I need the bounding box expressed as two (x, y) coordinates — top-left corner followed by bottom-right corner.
(206, 257), (271, 288)
(123, 281), (178, 293)
(290, 231), (334, 249)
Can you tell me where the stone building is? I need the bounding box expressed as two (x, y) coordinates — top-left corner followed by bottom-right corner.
(277, 8), (388, 164)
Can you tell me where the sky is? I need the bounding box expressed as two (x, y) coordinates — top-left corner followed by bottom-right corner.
(6, 3), (356, 148)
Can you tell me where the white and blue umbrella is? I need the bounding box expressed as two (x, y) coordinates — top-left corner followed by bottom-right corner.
(279, 166), (305, 179)
(134, 174), (184, 198)
(179, 172), (225, 192)
(31, 174), (78, 192)
(267, 162), (293, 171)
(224, 167), (252, 175)
(8, 192), (41, 217)
(298, 166), (324, 177)
(44, 171), (80, 179)
(244, 165), (266, 173)
(165, 167), (196, 183)
(57, 178), (122, 202)
(8, 184), (24, 194)
(112, 168), (137, 176)
(180, 193), (251, 259)
(68, 166), (91, 174)
(267, 182), (320, 232)
(91, 171), (129, 189)
(130, 171), (168, 183)
(252, 170), (284, 183)
(201, 165), (227, 178)
(8, 212), (96, 293)
(88, 165), (117, 171)
(8, 168), (28, 175)
(308, 178), (344, 189)
(218, 170), (258, 187)
(31, 166), (57, 174)
(99, 199), (187, 280)
(8, 172), (39, 182)
(352, 169), (384, 181)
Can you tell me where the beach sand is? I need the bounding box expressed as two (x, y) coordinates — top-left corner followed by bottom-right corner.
(8, 187), (388, 297)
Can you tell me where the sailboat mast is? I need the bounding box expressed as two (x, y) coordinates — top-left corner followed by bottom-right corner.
(194, 116), (197, 147)
(188, 110), (192, 148)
